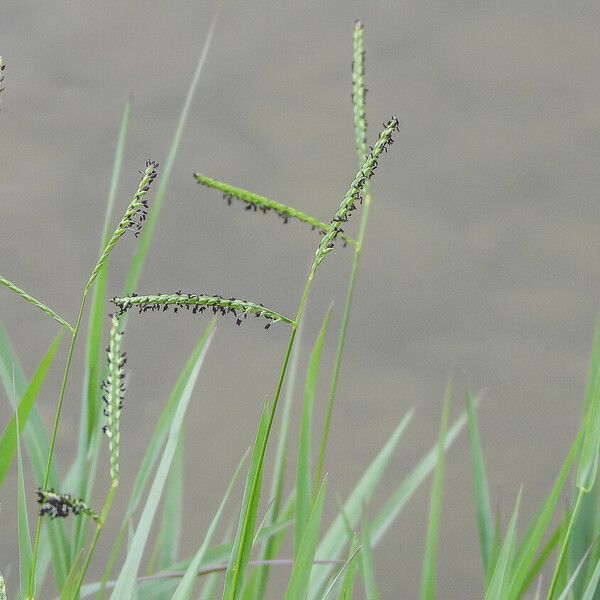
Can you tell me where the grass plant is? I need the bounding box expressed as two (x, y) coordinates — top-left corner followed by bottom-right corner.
(2, 16), (600, 600)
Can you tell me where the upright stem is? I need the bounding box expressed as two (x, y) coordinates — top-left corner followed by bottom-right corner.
(547, 488), (585, 599)
(74, 481), (119, 599)
(314, 191), (372, 491)
(28, 293), (88, 598)
(265, 272), (314, 456)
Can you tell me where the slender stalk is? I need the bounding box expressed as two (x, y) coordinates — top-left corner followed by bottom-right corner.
(314, 191), (371, 492)
(547, 488), (585, 599)
(314, 20), (375, 491)
(74, 481), (119, 599)
(28, 294), (87, 598)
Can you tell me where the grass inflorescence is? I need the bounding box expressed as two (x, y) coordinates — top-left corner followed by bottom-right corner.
(0, 275), (73, 332)
(352, 21), (368, 162)
(0, 56), (5, 110)
(36, 489), (100, 523)
(102, 315), (126, 484)
(312, 117), (399, 271)
(111, 292), (294, 329)
(194, 173), (357, 247)
(8, 17), (594, 600)
(86, 160), (158, 291)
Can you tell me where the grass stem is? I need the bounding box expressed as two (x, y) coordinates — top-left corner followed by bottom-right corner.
(73, 481), (119, 599)
(314, 191), (371, 491)
(29, 294), (87, 598)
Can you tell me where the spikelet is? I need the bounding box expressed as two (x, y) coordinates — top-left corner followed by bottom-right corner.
(194, 173), (357, 248)
(312, 117), (399, 271)
(86, 160), (158, 291)
(0, 274), (74, 332)
(111, 292), (294, 329)
(36, 488), (100, 523)
(352, 22), (368, 163)
(0, 56), (5, 111)
(102, 314), (125, 483)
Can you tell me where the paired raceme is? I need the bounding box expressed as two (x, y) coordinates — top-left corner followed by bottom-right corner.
(312, 117), (399, 271)
(36, 489), (100, 523)
(352, 21), (368, 162)
(102, 315), (126, 484)
(0, 275), (73, 332)
(111, 292), (294, 329)
(194, 173), (357, 247)
(86, 160), (158, 291)
(0, 56), (5, 110)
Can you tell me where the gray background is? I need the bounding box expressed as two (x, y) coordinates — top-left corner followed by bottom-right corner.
(2, 1), (600, 597)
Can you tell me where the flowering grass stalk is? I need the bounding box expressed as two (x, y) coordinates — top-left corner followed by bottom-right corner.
(112, 292), (294, 329)
(194, 173), (358, 247)
(28, 162), (158, 598)
(315, 19), (377, 489)
(0, 275), (74, 333)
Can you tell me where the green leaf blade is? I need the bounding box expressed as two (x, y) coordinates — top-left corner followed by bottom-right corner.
(296, 307), (331, 556)
(110, 328), (215, 599)
(284, 478), (328, 600)
(421, 385), (451, 600)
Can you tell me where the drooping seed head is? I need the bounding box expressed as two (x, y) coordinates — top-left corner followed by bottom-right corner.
(111, 292), (294, 329)
(102, 314), (125, 483)
(36, 488), (100, 523)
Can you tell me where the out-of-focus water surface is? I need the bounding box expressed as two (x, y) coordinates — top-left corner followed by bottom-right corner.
(2, 1), (600, 597)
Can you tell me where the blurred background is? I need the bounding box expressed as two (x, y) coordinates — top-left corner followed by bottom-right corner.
(2, 1), (600, 597)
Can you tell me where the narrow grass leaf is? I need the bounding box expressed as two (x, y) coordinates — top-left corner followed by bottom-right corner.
(359, 511), (381, 600)
(582, 552), (600, 600)
(515, 524), (561, 598)
(97, 320), (216, 597)
(0, 572), (5, 600)
(570, 324), (600, 596)
(60, 550), (85, 600)
(80, 518), (292, 598)
(370, 408), (469, 546)
(222, 401), (271, 600)
(484, 488), (522, 600)
(421, 385), (451, 600)
(122, 14), (217, 297)
(153, 435), (184, 571)
(534, 577), (543, 600)
(577, 323), (600, 492)
(321, 537), (359, 600)
(110, 328), (215, 599)
(244, 491), (297, 600)
(466, 389), (493, 577)
(556, 534), (600, 600)
(0, 332), (62, 486)
(0, 325), (70, 588)
(308, 408), (414, 598)
(172, 452), (248, 600)
(12, 367), (34, 598)
(297, 307), (331, 556)
(507, 427), (583, 600)
(284, 478), (328, 600)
